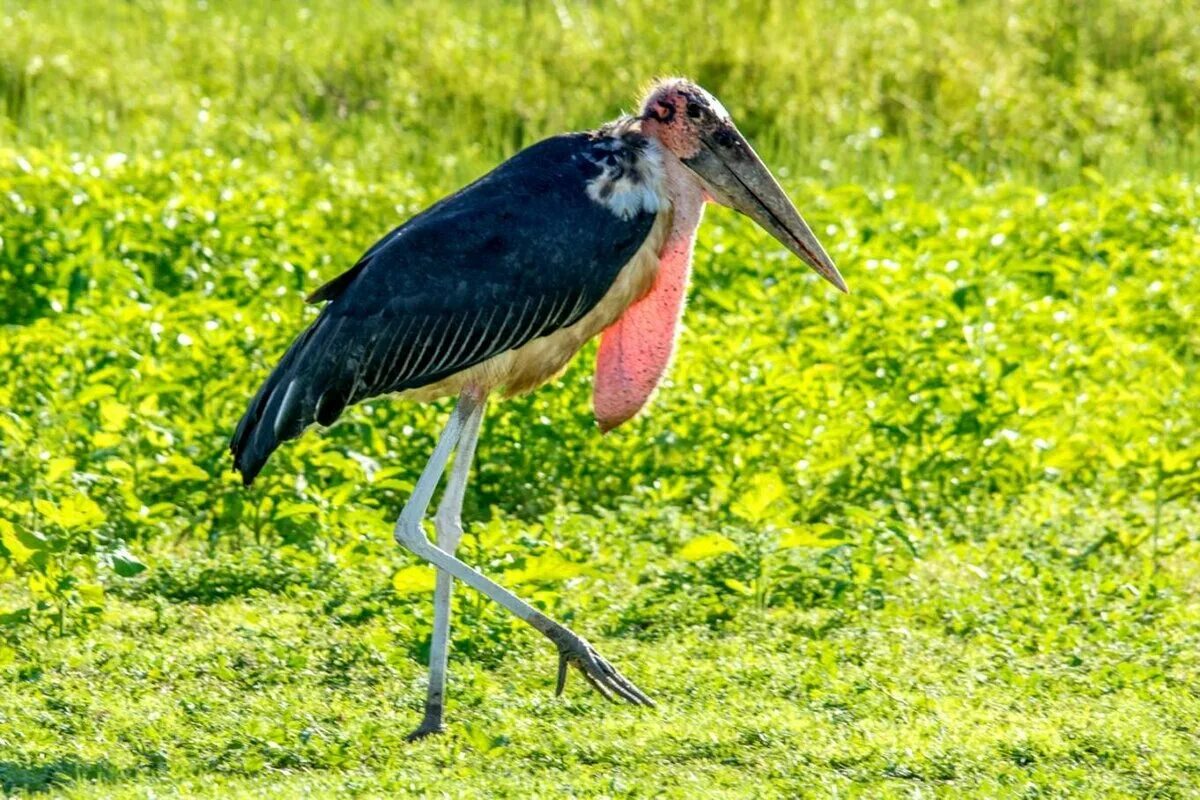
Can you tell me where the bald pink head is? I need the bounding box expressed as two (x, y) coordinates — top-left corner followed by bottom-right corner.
(638, 78), (731, 162)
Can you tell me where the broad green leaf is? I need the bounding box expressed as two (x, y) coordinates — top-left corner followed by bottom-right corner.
(92, 432), (123, 449)
(110, 547), (147, 577)
(212, 662), (238, 682)
(392, 565), (435, 595)
(46, 457), (75, 483)
(0, 414), (26, 447)
(162, 454), (209, 482)
(274, 501), (322, 521)
(78, 582), (105, 605)
(731, 473), (789, 524)
(461, 722), (509, 757)
(778, 524), (844, 549)
(37, 494), (105, 531)
(137, 394), (160, 416)
(0, 608), (30, 627)
(503, 551), (586, 585)
(679, 533), (739, 561)
(724, 578), (754, 595)
(99, 400), (131, 432)
(75, 384), (116, 405)
(0, 520), (39, 564)
(27, 572), (50, 598)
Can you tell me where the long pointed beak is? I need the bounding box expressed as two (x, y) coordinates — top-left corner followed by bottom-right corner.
(682, 125), (847, 293)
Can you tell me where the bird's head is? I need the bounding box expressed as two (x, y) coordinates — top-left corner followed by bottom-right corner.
(639, 78), (846, 293)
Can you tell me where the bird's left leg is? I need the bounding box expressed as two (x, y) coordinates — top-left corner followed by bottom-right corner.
(393, 390), (653, 710)
(406, 393), (485, 741)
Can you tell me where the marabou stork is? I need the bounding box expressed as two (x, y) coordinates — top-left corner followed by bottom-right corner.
(231, 78), (846, 739)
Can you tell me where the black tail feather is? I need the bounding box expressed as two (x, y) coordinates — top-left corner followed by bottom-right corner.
(231, 318), (334, 486)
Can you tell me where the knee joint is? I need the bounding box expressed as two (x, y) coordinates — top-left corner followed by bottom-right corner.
(393, 518), (434, 556)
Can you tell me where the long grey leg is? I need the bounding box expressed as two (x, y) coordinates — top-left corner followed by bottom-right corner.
(394, 390), (652, 731)
(407, 394), (485, 741)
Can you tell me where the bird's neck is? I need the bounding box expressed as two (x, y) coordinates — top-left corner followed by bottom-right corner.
(590, 145), (705, 432)
(656, 142), (706, 259)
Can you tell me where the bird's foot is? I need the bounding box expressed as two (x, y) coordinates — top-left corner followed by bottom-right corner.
(405, 720), (444, 742)
(532, 615), (654, 706)
(405, 706), (445, 742)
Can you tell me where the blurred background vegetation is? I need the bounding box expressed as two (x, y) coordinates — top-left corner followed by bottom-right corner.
(2, 0), (1198, 185)
(1, 1), (1199, 796)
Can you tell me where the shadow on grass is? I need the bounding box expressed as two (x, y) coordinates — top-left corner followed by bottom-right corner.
(0, 759), (133, 794)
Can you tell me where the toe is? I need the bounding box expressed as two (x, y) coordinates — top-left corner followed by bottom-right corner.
(405, 723), (444, 742)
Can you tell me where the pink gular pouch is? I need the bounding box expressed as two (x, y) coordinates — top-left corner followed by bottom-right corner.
(593, 215), (701, 433)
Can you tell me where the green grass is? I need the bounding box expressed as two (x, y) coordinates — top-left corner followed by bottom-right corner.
(2, 0), (1200, 797)
(3, 0), (1199, 185)
(3, 511), (1200, 798)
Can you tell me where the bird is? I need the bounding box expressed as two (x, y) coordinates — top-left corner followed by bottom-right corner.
(230, 77), (846, 740)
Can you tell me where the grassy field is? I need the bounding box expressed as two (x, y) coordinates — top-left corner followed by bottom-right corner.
(2, 0), (1200, 796)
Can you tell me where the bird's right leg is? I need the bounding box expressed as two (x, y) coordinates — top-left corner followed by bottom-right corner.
(393, 391), (653, 711)
(406, 394), (485, 742)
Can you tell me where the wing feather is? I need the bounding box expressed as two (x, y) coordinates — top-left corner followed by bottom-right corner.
(457, 304), (501, 367)
(394, 316), (430, 387)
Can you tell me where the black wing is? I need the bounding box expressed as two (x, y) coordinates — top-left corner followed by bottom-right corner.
(231, 133), (657, 484)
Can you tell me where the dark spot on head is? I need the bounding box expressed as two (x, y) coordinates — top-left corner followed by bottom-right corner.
(651, 99), (676, 123)
(686, 101), (703, 119)
(599, 182), (614, 200)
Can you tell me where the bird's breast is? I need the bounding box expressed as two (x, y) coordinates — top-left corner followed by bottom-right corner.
(497, 208), (673, 396)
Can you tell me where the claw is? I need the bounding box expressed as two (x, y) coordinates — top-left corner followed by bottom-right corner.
(540, 621), (655, 707)
(575, 661), (617, 702)
(405, 721), (444, 742)
(556, 651), (569, 696)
